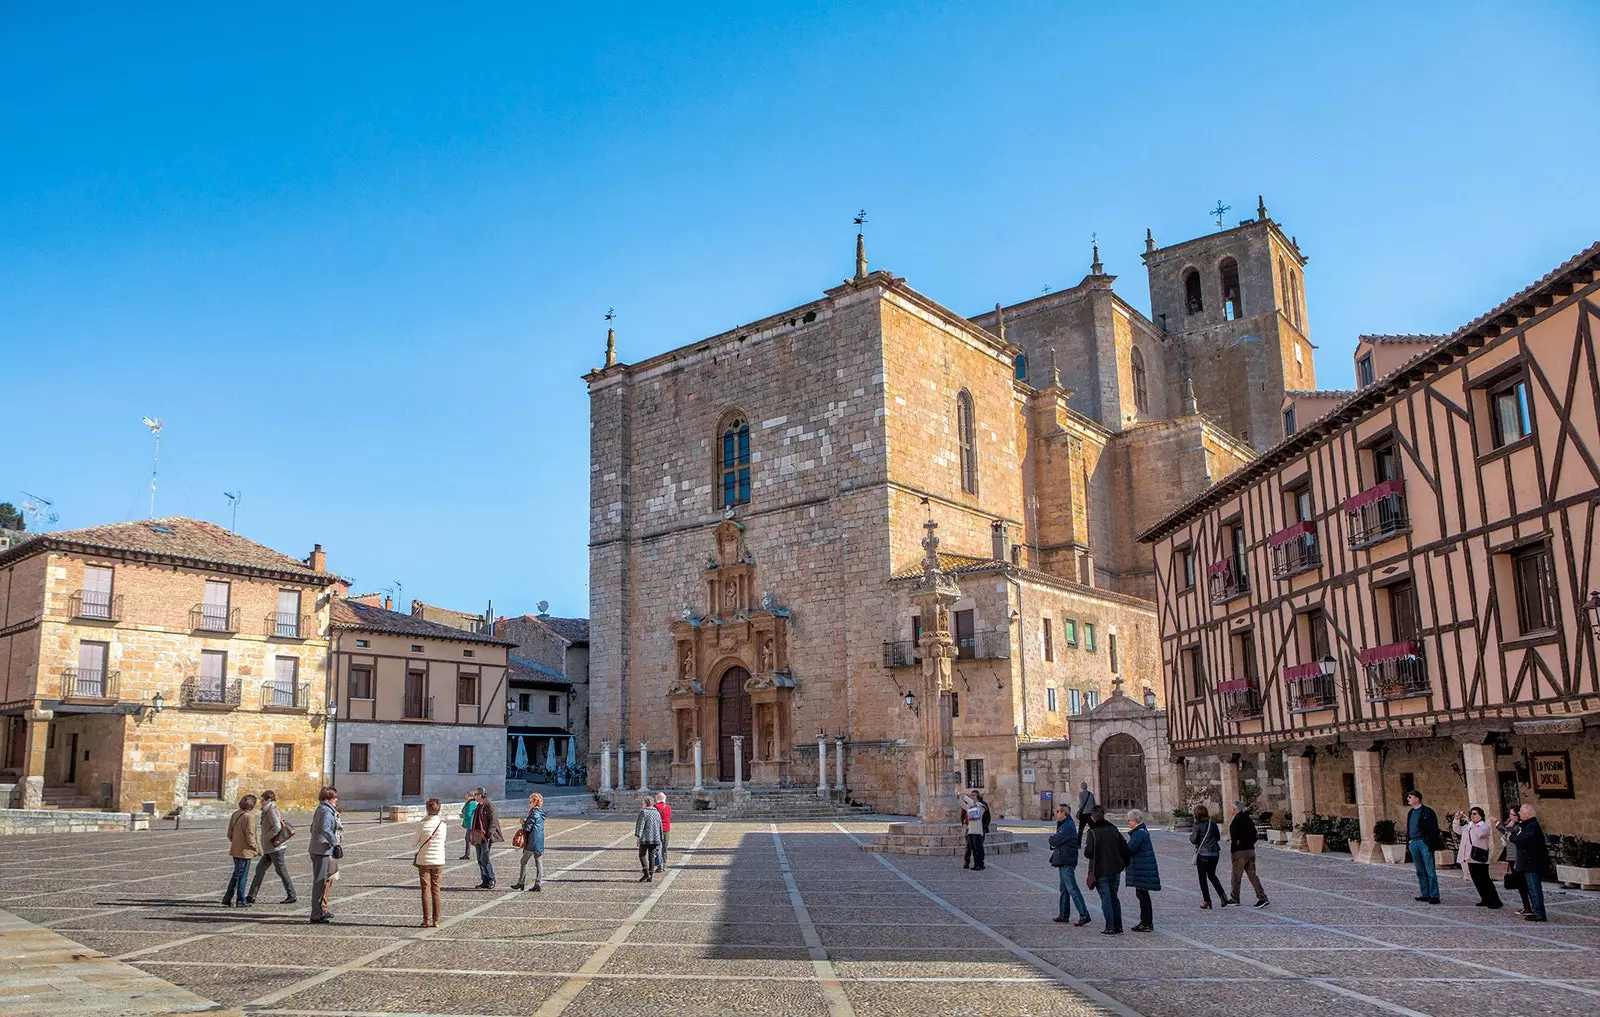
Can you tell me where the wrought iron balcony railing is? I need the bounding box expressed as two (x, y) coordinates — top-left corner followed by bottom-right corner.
(404, 695), (434, 720)
(1285, 662), (1336, 713)
(68, 590), (122, 622)
(190, 605), (240, 633)
(62, 667), (119, 700)
(265, 612), (311, 639)
(182, 676), (242, 708)
(882, 639), (919, 669)
(1207, 554), (1250, 604)
(261, 680), (311, 710)
(1219, 678), (1262, 721)
(1344, 479), (1409, 550)
(956, 629), (1011, 661)
(1360, 641), (1428, 701)
(1269, 521), (1322, 579)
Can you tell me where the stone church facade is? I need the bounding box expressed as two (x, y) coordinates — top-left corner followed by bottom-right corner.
(586, 205), (1316, 817)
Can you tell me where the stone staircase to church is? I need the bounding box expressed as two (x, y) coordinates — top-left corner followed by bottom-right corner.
(859, 821), (1029, 857)
(612, 786), (876, 821)
(39, 786), (103, 811)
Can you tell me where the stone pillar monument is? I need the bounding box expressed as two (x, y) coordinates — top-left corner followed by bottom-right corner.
(1219, 756), (1241, 819)
(834, 735), (845, 792)
(1459, 740), (1497, 819)
(817, 733), (829, 797)
(1351, 746), (1386, 864)
(639, 741), (650, 792)
(616, 743), (626, 792)
(731, 736), (745, 791)
(910, 516), (962, 823)
(1285, 751), (1313, 851)
(600, 740), (613, 792)
(692, 737), (705, 792)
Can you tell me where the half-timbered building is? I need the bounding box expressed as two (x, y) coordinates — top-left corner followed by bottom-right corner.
(1140, 243), (1600, 854)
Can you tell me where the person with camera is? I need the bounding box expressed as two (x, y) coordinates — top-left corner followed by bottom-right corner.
(1452, 806), (1501, 909)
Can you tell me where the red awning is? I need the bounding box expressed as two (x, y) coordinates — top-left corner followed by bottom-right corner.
(1357, 640), (1420, 664)
(1268, 520), (1315, 547)
(1206, 560), (1233, 577)
(1218, 678), (1256, 693)
(1284, 661), (1324, 680)
(1342, 478), (1405, 512)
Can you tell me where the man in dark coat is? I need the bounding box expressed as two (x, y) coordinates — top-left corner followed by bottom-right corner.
(469, 787), (504, 889)
(1507, 804), (1549, 922)
(1081, 805), (1129, 935)
(1405, 790), (1443, 903)
(1228, 800), (1269, 908)
(1048, 804), (1091, 926)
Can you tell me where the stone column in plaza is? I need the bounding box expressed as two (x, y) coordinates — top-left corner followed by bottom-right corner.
(1459, 740), (1497, 817)
(732, 736), (744, 791)
(616, 742), (626, 791)
(19, 709), (51, 809)
(639, 741), (650, 792)
(817, 733), (828, 797)
(1351, 746), (1386, 864)
(1285, 750), (1313, 851)
(910, 516), (962, 823)
(692, 737), (705, 792)
(600, 740), (613, 792)
(1219, 755), (1241, 818)
(834, 735), (845, 792)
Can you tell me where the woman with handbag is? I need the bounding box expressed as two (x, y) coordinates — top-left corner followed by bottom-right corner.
(413, 797), (448, 927)
(1496, 809), (1533, 915)
(1453, 807), (1502, 909)
(1189, 805), (1228, 909)
(511, 792), (546, 892)
(247, 789), (297, 905)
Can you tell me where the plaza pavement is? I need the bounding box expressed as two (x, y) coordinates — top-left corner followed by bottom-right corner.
(0, 815), (1597, 1016)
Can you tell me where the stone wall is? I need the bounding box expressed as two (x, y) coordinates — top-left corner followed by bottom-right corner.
(0, 808), (151, 836)
(333, 719), (506, 808)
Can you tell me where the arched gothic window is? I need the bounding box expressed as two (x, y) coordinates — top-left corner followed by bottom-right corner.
(1014, 353), (1027, 382)
(1278, 256), (1290, 314)
(1131, 347), (1148, 414)
(956, 390), (978, 495)
(1183, 268), (1203, 314)
(720, 415), (751, 508)
(1289, 269), (1303, 328)
(1219, 257), (1243, 321)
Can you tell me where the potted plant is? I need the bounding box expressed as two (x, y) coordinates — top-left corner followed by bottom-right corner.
(1268, 809), (1291, 844)
(1374, 819), (1405, 863)
(1329, 816), (1359, 854)
(1435, 824), (1457, 869)
(1557, 836), (1600, 890)
(1300, 813), (1327, 854)
(1172, 807), (1194, 831)
(1256, 810), (1274, 842)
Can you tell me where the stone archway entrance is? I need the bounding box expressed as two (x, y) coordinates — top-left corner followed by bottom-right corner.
(717, 667), (752, 782)
(1099, 733), (1147, 811)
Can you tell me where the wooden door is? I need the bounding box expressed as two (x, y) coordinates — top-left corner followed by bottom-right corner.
(1098, 734), (1147, 811)
(717, 667), (752, 783)
(189, 745), (224, 798)
(402, 744), (424, 798)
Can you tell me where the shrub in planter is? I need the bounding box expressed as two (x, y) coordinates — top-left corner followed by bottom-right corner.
(1299, 813), (1329, 853)
(1557, 836), (1600, 890)
(1374, 819), (1406, 863)
(1172, 808), (1194, 830)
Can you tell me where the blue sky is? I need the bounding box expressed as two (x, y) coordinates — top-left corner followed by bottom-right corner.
(3, 2), (1597, 617)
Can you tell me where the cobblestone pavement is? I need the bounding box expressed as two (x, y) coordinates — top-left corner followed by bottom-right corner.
(0, 817), (1597, 1016)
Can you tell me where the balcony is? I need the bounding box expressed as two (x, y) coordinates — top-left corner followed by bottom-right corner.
(190, 605), (240, 634)
(1219, 678), (1262, 721)
(1344, 479), (1409, 550)
(404, 695), (435, 720)
(182, 677), (242, 709)
(1207, 555), (1250, 604)
(1269, 521), (1322, 579)
(1285, 661), (1336, 713)
(882, 640), (919, 669)
(68, 590), (122, 623)
(61, 667), (119, 701)
(956, 629), (1011, 661)
(1360, 641), (1429, 702)
(265, 612), (311, 639)
(261, 680), (311, 711)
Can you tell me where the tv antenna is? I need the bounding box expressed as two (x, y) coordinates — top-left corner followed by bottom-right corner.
(223, 491), (241, 532)
(19, 491), (58, 527)
(383, 580), (405, 611)
(1210, 200), (1231, 229)
(141, 417), (163, 517)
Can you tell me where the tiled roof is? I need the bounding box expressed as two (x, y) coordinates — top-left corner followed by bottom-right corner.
(0, 516), (338, 583)
(330, 598), (516, 646)
(509, 655), (569, 684)
(889, 552), (997, 583)
(1287, 389), (1358, 400)
(1139, 241), (1600, 543)
(1358, 333), (1447, 345)
(539, 617), (589, 644)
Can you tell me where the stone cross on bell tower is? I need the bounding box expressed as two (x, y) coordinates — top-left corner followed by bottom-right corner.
(909, 513), (962, 821)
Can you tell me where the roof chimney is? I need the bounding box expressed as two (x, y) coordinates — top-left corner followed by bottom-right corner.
(383, 594), (393, 611)
(308, 543), (326, 573)
(991, 520), (1010, 563)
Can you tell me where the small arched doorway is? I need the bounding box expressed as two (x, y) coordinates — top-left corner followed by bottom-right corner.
(717, 667), (753, 782)
(1099, 733), (1148, 812)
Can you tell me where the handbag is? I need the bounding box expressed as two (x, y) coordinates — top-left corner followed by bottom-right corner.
(512, 829), (528, 850)
(1470, 845), (1489, 864)
(331, 844), (344, 860)
(1504, 870), (1524, 891)
(273, 820), (297, 847)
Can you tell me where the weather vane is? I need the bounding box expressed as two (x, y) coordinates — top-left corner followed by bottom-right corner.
(1041, 284), (1052, 295)
(604, 307), (615, 322)
(1091, 231), (1098, 245)
(1210, 200), (1231, 229)
(853, 209), (867, 233)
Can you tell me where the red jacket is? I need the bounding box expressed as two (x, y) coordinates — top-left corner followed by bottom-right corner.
(654, 801), (672, 832)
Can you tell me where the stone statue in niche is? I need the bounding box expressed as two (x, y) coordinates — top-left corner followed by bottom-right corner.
(681, 647), (694, 678)
(759, 638), (774, 672)
(724, 581), (738, 610)
(761, 707), (776, 760)
(676, 710), (693, 759)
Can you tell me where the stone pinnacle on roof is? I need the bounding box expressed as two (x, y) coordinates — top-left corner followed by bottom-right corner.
(993, 302), (1006, 342)
(1090, 241), (1103, 276)
(604, 326), (616, 368)
(1144, 228), (1155, 254)
(1048, 347), (1062, 389)
(1257, 195), (1268, 221)
(854, 231), (868, 281)
(1183, 377), (1198, 414)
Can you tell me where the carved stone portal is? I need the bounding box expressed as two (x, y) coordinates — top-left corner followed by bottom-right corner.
(669, 517), (795, 787)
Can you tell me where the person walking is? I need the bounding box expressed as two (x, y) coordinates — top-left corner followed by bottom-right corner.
(246, 789), (296, 905)
(308, 786), (341, 923)
(1506, 804), (1549, 922)
(222, 794), (261, 907)
(653, 792), (672, 872)
(1048, 803), (1092, 927)
(413, 797), (447, 927)
(962, 791), (990, 871)
(1077, 782), (1097, 825)
(1190, 804), (1227, 909)
(1124, 809), (1161, 932)
(1453, 807), (1502, 909)
(459, 791), (479, 859)
(469, 787), (503, 889)
(1227, 799), (1269, 908)
(1404, 790), (1443, 904)
(512, 792), (546, 892)
(634, 795), (663, 882)
(1082, 805), (1129, 936)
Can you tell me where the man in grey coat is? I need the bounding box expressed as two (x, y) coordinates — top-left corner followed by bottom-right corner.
(308, 786), (341, 923)
(634, 796), (663, 883)
(1077, 782), (1097, 824)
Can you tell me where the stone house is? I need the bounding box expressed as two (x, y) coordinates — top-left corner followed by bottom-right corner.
(0, 518), (338, 812)
(586, 206), (1316, 817)
(496, 612), (590, 769)
(327, 598), (512, 807)
(1141, 243), (1600, 851)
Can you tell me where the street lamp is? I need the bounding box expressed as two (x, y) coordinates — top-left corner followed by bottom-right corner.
(1587, 591), (1600, 636)
(903, 690), (918, 715)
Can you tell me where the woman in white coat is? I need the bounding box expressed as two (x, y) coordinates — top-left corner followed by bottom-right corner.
(1453, 806), (1502, 909)
(413, 797), (449, 927)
